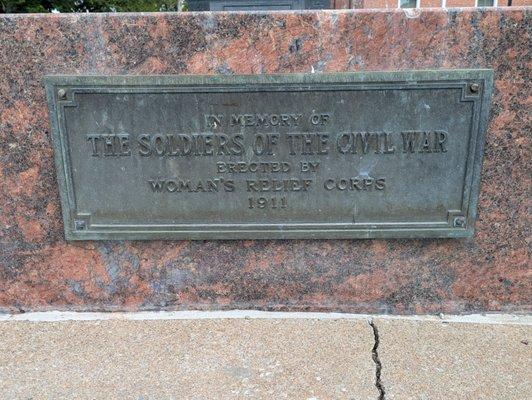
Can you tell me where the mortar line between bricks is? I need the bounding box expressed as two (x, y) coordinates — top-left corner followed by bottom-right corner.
(369, 319), (385, 400)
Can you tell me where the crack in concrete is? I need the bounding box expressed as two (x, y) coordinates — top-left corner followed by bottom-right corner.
(369, 319), (385, 400)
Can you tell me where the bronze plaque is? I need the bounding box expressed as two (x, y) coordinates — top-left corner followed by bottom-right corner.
(45, 70), (493, 240)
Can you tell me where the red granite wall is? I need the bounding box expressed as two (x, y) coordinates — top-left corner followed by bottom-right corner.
(0, 8), (530, 314)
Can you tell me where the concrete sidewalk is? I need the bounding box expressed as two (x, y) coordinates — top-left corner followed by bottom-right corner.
(0, 312), (530, 399)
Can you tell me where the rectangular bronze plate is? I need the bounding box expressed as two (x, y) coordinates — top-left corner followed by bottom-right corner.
(45, 70), (493, 240)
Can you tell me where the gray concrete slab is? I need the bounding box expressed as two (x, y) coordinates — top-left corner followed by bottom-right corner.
(375, 317), (532, 400)
(0, 317), (377, 399)
(1, 312), (531, 399)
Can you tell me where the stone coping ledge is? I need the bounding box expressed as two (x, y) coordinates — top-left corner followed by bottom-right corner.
(1, 310), (530, 324)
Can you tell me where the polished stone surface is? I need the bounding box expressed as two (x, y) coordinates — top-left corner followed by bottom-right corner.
(0, 8), (530, 313)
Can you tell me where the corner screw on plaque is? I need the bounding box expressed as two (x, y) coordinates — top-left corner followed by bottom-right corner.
(74, 220), (86, 230)
(469, 83), (480, 93)
(57, 88), (67, 100)
(453, 217), (466, 228)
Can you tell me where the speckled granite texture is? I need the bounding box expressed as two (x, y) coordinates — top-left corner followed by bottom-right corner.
(0, 8), (530, 314)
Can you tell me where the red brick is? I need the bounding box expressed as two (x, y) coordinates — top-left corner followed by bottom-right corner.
(333, 0), (351, 8)
(421, 0), (442, 7)
(445, 0), (475, 6)
(362, 0), (398, 8)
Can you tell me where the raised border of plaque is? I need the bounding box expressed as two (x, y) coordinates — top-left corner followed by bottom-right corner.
(45, 70), (493, 240)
